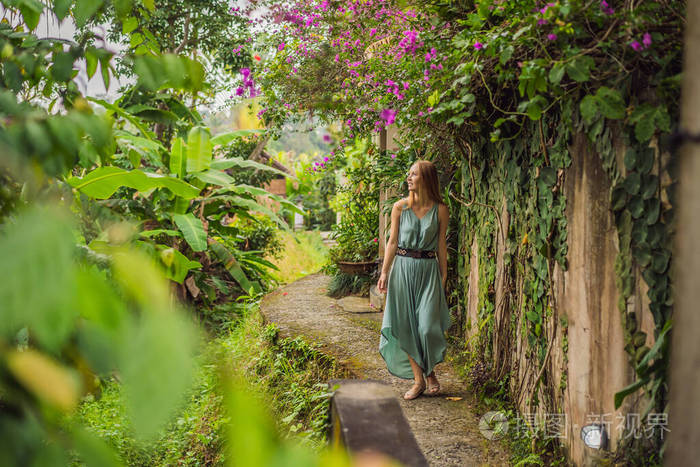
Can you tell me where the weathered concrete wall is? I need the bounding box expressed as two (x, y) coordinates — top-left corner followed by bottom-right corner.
(555, 132), (630, 464)
(463, 132), (658, 465)
(465, 237), (479, 340)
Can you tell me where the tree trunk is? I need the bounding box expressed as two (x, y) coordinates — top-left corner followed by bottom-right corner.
(665, 0), (700, 464)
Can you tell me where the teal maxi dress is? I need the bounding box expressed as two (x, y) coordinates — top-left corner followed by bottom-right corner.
(379, 202), (451, 380)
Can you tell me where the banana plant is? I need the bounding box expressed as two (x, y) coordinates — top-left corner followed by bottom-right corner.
(67, 118), (302, 297)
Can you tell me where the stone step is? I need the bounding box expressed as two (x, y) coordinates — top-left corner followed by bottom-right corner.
(337, 295), (378, 313)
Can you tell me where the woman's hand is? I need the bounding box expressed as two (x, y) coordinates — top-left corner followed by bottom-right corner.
(377, 272), (388, 294)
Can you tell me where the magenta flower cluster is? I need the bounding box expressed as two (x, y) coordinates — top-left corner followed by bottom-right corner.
(600, 0), (615, 15)
(233, 68), (259, 98)
(630, 33), (652, 52)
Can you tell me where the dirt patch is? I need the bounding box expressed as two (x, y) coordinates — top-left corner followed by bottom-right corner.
(260, 273), (511, 466)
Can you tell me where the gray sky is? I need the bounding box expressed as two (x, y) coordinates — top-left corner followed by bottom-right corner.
(1, 6), (127, 99)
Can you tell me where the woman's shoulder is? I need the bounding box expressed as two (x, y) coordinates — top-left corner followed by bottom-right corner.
(393, 198), (410, 210)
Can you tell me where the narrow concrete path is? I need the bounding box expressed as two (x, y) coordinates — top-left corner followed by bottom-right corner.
(260, 273), (511, 466)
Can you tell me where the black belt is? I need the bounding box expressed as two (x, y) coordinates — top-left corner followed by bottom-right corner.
(396, 248), (436, 259)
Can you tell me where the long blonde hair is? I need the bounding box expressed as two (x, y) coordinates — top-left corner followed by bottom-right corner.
(410, 159), (444, 206)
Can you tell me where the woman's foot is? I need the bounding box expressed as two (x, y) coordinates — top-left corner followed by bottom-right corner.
(403, 381), (426, 400)
(426, 372), (440, 396)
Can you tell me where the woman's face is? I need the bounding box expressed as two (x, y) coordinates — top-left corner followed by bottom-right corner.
(406, 164), (421, 192)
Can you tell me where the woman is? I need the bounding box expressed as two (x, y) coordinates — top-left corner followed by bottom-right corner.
(377, 159), (450, 400)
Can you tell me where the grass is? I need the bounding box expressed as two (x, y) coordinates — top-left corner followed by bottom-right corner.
(74, 305), (348, 466)
(267, 230), (329, 284)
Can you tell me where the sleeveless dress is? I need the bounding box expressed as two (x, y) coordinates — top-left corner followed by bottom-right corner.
(379, 202), (451, 379)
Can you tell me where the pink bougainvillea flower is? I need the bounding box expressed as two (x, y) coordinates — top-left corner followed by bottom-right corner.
(278, 42), (285, 51)
(642, 32), (652, 48)
(323, 134), (332, 142)
(390, 153), (397, 159)
(473, 42), (483, 50)
(370, 28), (377, 37)
(235, 87), (245, 96)
(380, 108), (397, 125)
(240, 67), (250, 77)
(547, 33), (557, 41)
(373, 238), (378, 242)
(537, 18), (548, 25)
(600, 0), (615, 14)
(630, 40), (642, 51)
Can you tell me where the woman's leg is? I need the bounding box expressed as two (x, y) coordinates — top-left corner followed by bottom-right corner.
(427, 369), (440, 395)
(404, 355), (426, 400)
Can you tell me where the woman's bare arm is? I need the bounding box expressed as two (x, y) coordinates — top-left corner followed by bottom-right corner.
(377, 200), (404, 294)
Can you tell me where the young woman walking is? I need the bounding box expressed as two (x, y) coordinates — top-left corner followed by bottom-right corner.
(377, 159), (450, 400)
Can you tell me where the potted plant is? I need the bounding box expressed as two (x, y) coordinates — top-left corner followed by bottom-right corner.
(328, 142), (380, 275)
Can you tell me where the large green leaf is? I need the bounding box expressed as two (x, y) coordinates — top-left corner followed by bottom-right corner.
(210, 129), (265, 146)
(88, 98), (154, 139)
(113, 0), (133, 19)
(171, 213), (207, 252)
(18, 0), (44, 31)
(114, 130), (165, 167)
(157, 246), (201, 283)
(193, 170), (235, 186)
(635, 320), (672, 373)
(210, 157), (294, 180)
(73, 0), (104, 27)
(0, 206), (78, 352)
(139, 229), (182, 238)
(226, 184), (271, 197)
(208, 239), (261, 294)
(134, 54), (205, 92)
(170, 137), (187, 178)
(614, 378), (647, 410)
(186, 126), (212, 173)
(212, 194), (290, 231)
(579, 95), (598, 125)
(595, 87), (625, 120)
(53, 0), (73, 20)
(67, 167), (201, 199)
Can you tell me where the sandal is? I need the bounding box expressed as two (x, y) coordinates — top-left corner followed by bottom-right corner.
(403, 382), (426, 400)
(427, 374), (440, 396)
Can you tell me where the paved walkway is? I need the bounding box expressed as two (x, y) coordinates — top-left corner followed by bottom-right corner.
(260, 273), (511, 466)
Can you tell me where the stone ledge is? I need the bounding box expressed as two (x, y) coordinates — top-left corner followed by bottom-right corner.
(329, 379), (428, 467)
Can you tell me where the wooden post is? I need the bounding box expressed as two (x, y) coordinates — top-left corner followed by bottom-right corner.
(666, 0), (700, 464)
